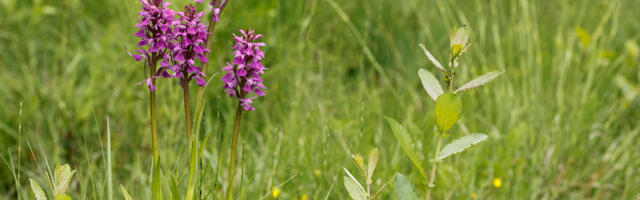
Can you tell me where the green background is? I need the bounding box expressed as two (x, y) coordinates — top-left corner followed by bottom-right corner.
(1, 0), (639, 199)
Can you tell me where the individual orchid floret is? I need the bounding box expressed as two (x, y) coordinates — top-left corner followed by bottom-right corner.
(171, 4), (210, 86)
(210, 0), (226, 23)
(130, 0), (177, 91)
(221, 29), (267, 111)
(195, 0), (223, 22)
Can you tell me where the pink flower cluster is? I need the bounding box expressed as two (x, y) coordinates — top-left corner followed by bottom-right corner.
(171, 5), (209, 86)
(130, 0), (223, 91)
(221, 29), (267, 111)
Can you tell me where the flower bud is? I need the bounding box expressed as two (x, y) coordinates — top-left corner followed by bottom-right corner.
(450, 26), (470, 59)
(351, 154), (365, 176)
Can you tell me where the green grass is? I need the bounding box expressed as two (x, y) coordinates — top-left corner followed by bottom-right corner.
(2, 0), (640, 199)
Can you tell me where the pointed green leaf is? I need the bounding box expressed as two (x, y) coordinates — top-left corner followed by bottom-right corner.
(384, 117), (428, 181)
(418, 69), (444, 101)
(439, 134), (488, 160)
(120, 185), (133, 200)
(434, 93), (462, 132)
(343, 168), (367, 200)
(366, 148), (379, 184)
(394, 173), (419, 200)
(54, 194), (72, 200)
(454, 70), (505, 93)
(53, 164), (76, 196)
(152, 160), (163, 200)
(30, 178), (47, 200)
(170, 175), (180, 200)
(419, 44), (446, 72)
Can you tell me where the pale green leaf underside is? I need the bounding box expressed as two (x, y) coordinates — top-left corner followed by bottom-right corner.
(439, 133), (488, 160)
(30, 178), (46, 200)
(394, 173), (419, 200)
(455, 70), (505, 93)
(419, 44), (446, 72)
(434, 93), (462, 132)
(384, 117), (428, 181)
(343, 168), (367, 200)
(54, 164), (76, 196)
(418, 68), (444, 101)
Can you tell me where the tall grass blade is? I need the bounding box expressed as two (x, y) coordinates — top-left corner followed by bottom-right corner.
(106, 116), (113, 200)
(152, 159), (163, 200)
(119, 185), (133, 200)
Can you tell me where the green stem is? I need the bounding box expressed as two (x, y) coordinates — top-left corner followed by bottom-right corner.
(449, 57), (455, 92)
(425, 134), (443, 200)
(185, 73), (198, 200)
(149, 55), (161, 200)
(226, 103), (243, 200)
(189, 2), (230, 198)
(183, 75), (193, 138)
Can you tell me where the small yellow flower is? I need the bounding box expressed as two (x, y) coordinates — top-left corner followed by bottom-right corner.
(272, 187), (281, 198)
(314, 169), (321, 177)
(493, 178), (502, 188)
(471, 192), (477, 199)
(301, 194), (308, 200)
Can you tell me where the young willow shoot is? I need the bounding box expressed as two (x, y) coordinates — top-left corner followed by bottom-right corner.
(344, 148), (394, 200)
(386, 26), (504, 200)
(29, 164), (76, 200)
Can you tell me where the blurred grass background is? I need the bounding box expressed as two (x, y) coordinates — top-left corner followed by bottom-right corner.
(1, 0), (640, 199)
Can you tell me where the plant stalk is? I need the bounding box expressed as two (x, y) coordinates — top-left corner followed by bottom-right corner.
(226, 103), (243, 200)
(425, 135), (443, 200)
(183, 74), (193, 138)
(184, 72), (199, 200)
(188, 1), (230, 199)
(149, 54), (161, 200)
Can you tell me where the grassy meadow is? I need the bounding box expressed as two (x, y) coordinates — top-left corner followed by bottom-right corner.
(1, 0), (640, 199)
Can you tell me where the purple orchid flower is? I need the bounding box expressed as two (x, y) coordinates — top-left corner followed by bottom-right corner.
(130, 0), (178, 91)
(222, 29), (267, 111)
(170, 4), (210, 86)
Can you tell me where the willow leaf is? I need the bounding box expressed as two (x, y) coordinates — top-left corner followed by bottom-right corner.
(455, 70), (504, 93)
(419, 44), (446, 72)
(418, 69), (444, 101)
(394, 173), (419, 200)
(439, 134), (488, 160)
(384, 117), (427, 181)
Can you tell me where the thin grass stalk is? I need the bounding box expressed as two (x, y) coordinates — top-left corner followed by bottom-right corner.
(107, 117), (113, 200)
(17, 102), (22, 200)
(226, 104), (243, 200)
